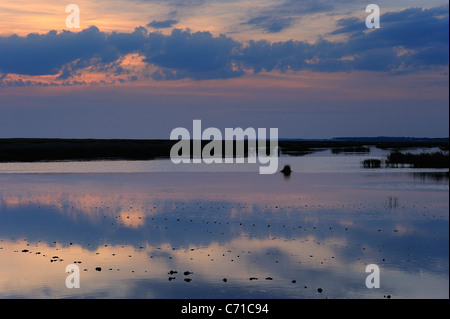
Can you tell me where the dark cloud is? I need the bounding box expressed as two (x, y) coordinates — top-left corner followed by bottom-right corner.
(109, 26), (149, 54)
(144, 29), (244, 80)
(0, 6), (448, 84)
(333, 6), (449, 48)
(239, 39), (351, 74)
(0, 26), (120, 76)
(147, 19), (179, 29)
(242, 16), (294, 33)
(331, 17), (364, 36)
(333, 6), (449, 72)
(241, 0), (350, 33)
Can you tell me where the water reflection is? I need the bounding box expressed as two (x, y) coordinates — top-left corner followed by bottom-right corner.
(412, 172), (449, 182)
(0, 172), (448, 298)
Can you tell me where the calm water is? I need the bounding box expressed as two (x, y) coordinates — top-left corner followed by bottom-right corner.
(0, 148), (448, 299)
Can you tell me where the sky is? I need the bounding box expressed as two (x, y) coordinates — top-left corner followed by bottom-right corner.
(0, 0), (448, 139)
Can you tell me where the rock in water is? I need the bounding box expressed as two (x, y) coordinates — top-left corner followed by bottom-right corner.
(281, 165), (292, 176)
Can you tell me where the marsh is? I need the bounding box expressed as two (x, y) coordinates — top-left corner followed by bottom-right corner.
(0, 146), (448, 299)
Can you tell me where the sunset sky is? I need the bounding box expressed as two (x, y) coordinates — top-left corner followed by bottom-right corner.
(0, 0), (448, 139)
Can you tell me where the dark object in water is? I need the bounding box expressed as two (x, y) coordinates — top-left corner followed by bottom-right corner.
(280, 165), (292, 176)
(362, 158), (383, 168)
(386, 151), (449, 168)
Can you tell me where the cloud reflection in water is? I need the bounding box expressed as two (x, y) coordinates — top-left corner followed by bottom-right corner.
(0, 172), (448, 298)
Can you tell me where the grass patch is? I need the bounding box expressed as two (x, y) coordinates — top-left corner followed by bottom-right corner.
(363, 151), (449, 169)
(386, 151), (449, 168)
(361, 158), (383, 168)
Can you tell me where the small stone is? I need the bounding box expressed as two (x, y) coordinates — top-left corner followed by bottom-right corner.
(317, 288), (323, 293)
(95, 267), (102, 271)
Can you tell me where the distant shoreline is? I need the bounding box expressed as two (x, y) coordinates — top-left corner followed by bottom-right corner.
(0, 138), (448, 163)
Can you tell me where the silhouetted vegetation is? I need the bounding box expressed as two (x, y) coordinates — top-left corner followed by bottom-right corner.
(362, 158), (383, 168)
(362, 151), (449, 169)
(0, 139), (176, 162)
(0, 139), (275, 162)
(332, 146), (370, 154)
(386, 151), (449, 168)
(1, 138), (448, 163)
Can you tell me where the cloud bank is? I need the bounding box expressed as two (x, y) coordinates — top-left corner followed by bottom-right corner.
(0, 6), (448, 85)
(147, 20), (179, 29)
